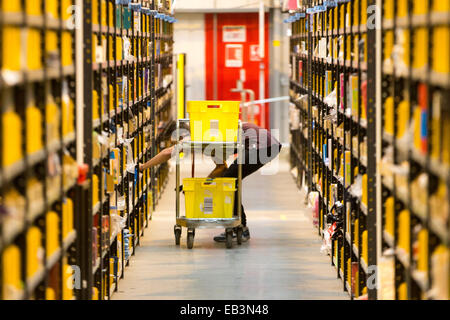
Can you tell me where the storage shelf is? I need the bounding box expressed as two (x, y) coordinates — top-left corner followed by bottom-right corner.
(83, 0), (174, 300)
(28, 201), (45, 223)
(46, 248), (62, 269)
(27, 149), (46, 167)
(286, 0), (442, 301)
(93, 202), (101, 216)
(0, 13), (74, 31)
(430, 71), (450, 88)
(360, 257), (368, 274)
(377, 2), (450, 299)
(353, 244), (359, 257)
(412, 270), (429, 292)
(396, 247), (410, 269)
(63, 231), (77, 251)
(345, 282), (352, 298)
(345, 232), (351, 245)
(383, 230), (394, 248)
(430, 11), (450, 25)
(0, 0), (174, 301)
(92, 257), (101, 275)
(0, 67), (76, 87)
(1, 159), (26, 184)
(26, 268), (46, 295)
(0, 221), (25, 251)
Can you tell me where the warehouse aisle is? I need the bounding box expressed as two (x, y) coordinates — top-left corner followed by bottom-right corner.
(113, 157), (347, 300)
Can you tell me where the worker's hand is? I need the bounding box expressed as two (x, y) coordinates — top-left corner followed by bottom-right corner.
(208, 163), (227, 178)
(139, 164), (144, 172)
(219, 163), (228, 169)
(215, 163), (228, 172)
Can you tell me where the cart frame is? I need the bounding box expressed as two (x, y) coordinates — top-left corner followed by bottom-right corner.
(173, 119), (244, 248)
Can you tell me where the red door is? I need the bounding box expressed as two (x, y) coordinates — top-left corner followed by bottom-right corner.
(205, 13), (270, 129)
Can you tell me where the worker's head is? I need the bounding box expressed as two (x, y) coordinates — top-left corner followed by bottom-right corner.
(167, 121), (190, 142)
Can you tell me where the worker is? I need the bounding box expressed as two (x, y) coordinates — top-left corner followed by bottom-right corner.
(139, 122), (282, 243)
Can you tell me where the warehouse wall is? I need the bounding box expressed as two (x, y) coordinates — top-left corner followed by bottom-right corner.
(174, 13), (206, 101)
(173, 9), (291, 143)
(173, 0), (273, 12)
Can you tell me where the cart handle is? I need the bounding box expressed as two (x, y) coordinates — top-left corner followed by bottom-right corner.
(202, 178), (216, 187)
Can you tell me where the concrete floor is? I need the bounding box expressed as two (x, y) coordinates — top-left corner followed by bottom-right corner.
(112, 157), (347, 300)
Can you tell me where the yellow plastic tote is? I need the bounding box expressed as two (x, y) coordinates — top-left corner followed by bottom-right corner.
(187, 101), (240, 142)
(183, 178), (236, 219)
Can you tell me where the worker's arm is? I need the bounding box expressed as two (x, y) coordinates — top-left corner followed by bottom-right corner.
(208, 163), (228, 178)
(206, 148), (230, 178)
(208, 152), (228, 178)
(139, 146), (174, 171)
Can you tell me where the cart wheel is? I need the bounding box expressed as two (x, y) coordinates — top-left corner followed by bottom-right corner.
(187, 229), (195, 249)
(236, 226), (243, 245)
(225, 229), (233, 249)
(174, 225), (182, 246)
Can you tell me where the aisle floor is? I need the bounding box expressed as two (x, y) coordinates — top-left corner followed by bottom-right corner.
(113, 157), (347, 300)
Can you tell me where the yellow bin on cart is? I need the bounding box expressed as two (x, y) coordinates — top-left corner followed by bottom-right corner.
(183, 178), (236, 219)
(187, 101), (240, 142)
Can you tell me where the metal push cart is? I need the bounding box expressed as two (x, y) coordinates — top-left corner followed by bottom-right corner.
(173, 119), (244, 249)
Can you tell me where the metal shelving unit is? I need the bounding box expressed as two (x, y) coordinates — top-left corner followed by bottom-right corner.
(0, 0), (79, 300)
(289, 0), (449, 300)
(289, 0), (377, 300)
(81, 0), (174, 300)
(378, 0), (450, 300)
(0, 0), (174, 301)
